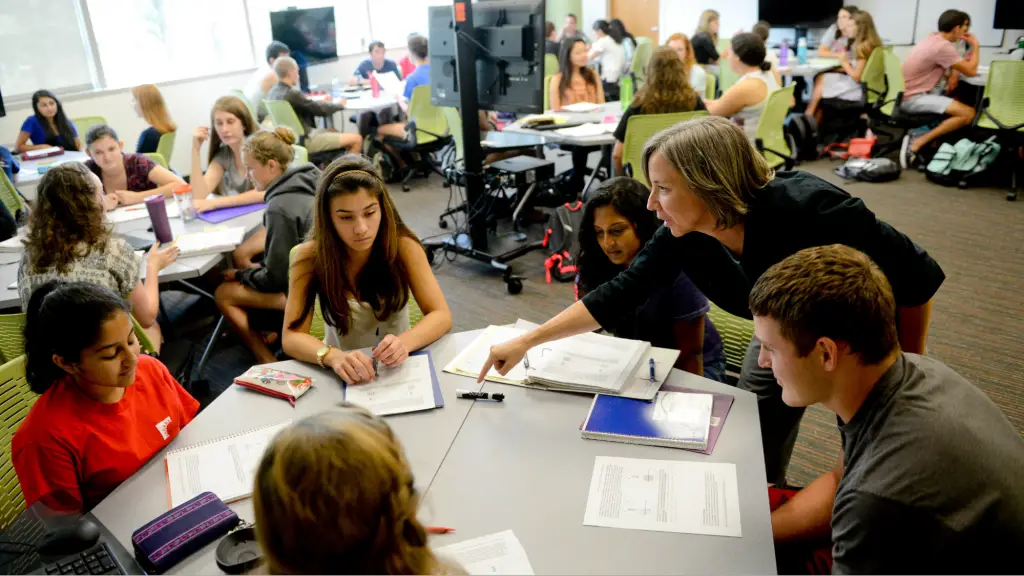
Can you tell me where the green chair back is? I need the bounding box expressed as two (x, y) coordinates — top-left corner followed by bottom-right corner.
(861, 49), (887, 106)
(265, 100), (306, 137)
(543, 78), (551, 111)
(0, 314), (26, 365)
(718, 62), (740, 94)
(144, 153), (168, 169)
(71, 116), (107, 139)
(292, 144), (308, 164)
(880, 51), (906, 118)
(228, 89), (258, 123)
(976, 60), (1024, 132)
(131, 315), (157, 355)
(630, 40), (654, 88)
(156, 131), (176, 166)
(544, 53), (559, 78)
(754, 84), (796, 169)
(623, 111), (708, 186)
(407, 85), (447, 145)
(0, 355), (38, 531)
(442, 107), (465, 164)
(0, 170), (27, 219)
(619, 76), (634, 110)
(705, 303), (754, 375)
(704, 67), (717, 100)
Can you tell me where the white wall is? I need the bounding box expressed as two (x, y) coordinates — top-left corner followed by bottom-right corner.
(0, 48), (407, 177)
(581, 0), (608, 34)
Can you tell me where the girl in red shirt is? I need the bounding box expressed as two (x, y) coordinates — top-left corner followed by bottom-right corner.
(13, 281), (199, 512)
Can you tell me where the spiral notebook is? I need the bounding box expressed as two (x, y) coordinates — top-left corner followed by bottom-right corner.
(164, 420), (291, 508)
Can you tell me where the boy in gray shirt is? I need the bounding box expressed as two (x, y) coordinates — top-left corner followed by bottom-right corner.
(748, 245), (1024, 574)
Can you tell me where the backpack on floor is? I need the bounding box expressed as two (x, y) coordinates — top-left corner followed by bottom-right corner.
(833, 157), (901, 182)
(541, 201), (585, 283)
(925, 137), (1002, 189)
(784, 113), (819, 161)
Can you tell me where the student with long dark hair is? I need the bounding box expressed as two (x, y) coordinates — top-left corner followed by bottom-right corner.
(609, 19), (636, 70)
(282, 156), (451, 384)
(15, 90), (81, 152)
(84, 124), (184, 209)
(12, 281), (198, 512)
(549, 37), (606, 195)
(190, 96), (261, 213)
(589, 19), (626, 99)
(576, 178), (725, 381)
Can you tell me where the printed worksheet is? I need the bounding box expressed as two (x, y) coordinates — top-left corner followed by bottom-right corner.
(529, 330), (647, 392)
(583, 456), (742, 537)
(436, 530), (535, 575)
(344, 354), (436, 416)
(443, 325), (528, 384)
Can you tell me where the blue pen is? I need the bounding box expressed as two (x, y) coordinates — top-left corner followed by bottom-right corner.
(648, 358), (656, 382)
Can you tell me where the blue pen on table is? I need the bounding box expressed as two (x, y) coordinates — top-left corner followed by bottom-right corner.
(648, 358), (656, 383)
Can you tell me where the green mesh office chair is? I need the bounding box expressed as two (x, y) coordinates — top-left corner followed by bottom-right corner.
(156, 131), (176, 166)
(265, 100), (307, 140)
(630, 40), (654, 88)
(292, 144), (309, 164)
(0, 355), (37, 530)
(974, 60), (1024, 200)
(0, 170), (27, 221)
(228, 89), (258, 123)
(0, 314), (26, 365)
(705, 303), (755, 378)
(622, 111), (708, 186)
(704, 68), (717, 100)
(384, 84), (451, 191)
(755, 84), (797, 170)
(71, 116), (107, 139)
(131, 315), (157, 355)
(144, 153), (168, 169)
(544, 79), (552, 111)
(544, 53), (559, 78)
(868, 51), (946, 158)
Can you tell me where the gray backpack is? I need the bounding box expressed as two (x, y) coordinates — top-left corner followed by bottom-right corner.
(833, 158), (901, 183)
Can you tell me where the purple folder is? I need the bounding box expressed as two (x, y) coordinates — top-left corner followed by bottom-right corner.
(197, 203), (266, 223)
(662, 385), (735, 455)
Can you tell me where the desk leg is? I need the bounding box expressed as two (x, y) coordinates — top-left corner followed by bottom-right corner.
(582, 144), (611, 199)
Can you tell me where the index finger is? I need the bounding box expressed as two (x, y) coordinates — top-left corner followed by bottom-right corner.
(477, 353), (495, 383)
(372, 335), (399, 357)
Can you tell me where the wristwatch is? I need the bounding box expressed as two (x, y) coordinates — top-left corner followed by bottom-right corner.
(316, 345), (333, 369)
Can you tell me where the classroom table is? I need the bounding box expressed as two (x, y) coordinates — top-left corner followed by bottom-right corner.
(12, 150), (90, 202)
(88, 329), (776, 575)
(777, 58), (842, 81)
(89, 330), (484, 575)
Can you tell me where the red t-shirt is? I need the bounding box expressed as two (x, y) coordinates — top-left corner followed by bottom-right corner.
(12, 355), (199, 512)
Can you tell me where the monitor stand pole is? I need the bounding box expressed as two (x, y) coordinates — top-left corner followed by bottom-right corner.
(422, 0), (543, 295)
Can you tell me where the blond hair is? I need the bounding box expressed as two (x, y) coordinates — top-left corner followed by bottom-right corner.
(253, 405), (442, 575)
(852, 11), (882, 61)
(696, 10), (720, 43)
(243, 127), (296, 169)
(131, 84), (177, 134)
(641, 115), (774, 230)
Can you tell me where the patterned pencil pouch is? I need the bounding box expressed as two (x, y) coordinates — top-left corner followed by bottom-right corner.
(131, 491), (240, 573)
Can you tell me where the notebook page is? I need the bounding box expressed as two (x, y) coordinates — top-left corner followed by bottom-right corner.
(530, 331), (647, 392)
(443, 325), (528, 384)
(345, 354), (436, 416)
(165, 420), (290, 508)
(172, 227), (246, 256)
(435, 530), (535, 575)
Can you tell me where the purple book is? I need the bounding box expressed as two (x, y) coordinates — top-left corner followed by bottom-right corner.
(661, 385), (735, 455)
(197, 203), (266, 223)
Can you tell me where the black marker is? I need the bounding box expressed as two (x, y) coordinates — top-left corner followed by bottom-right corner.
(456, 389), (504, 402)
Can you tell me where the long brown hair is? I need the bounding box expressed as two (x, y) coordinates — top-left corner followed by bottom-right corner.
(206, 95), (258, 166)
(557, 38), (599, 101)
(131, 84), (177, 134)
(852, 11), (882, 61)
(289, 156), (417, 335)
(25, 163), (110, 274)
(665, 33), (697, 79)
(633, 46), (699, 114)
(253, 405), (441, 574)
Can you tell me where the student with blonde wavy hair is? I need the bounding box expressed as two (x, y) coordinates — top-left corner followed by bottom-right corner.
(253, 405), (463, 574)
(215, 127), (318, 364)
(479, 116), (946, 487)
(130, 84), (177, 154)
(691, 9), (722, 65)
(665, 32), (708, 93)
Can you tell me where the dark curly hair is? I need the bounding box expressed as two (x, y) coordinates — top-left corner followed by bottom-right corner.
(25, 162), (110, 274)
(575, 177), (660, 298)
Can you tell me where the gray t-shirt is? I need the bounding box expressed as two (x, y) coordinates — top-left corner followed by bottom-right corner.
(832, 353), (1024, 574)
(211, 145), (251, 196)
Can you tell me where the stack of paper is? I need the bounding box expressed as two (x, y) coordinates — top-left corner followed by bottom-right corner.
(435, 531), (535, 575)
(172, 227), (246, 258)
(344, 351), (444, 416)
(555, 123), (616, 137)
(444, 325), (529, 384)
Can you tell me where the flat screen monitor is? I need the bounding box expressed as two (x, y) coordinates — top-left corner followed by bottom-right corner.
(429, 0), (546, 114)
(759, 0), (842, 28)
(270, 7), (338, 64)
(994, 0), (1024, 29)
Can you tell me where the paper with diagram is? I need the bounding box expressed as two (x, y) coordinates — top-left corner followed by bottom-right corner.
(583, 456), (742, 537)
(344, 352), (443, 416)
(435, 530), (535, 575)
(443, 325), (529, 384)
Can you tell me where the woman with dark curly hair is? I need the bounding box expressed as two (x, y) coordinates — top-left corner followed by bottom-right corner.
(612, 46), (706, 175)
(17, 162), (179, 350)
(575, 177), (725, 381)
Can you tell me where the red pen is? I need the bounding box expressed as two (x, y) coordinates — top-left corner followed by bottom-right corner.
(426, 526), (455, 534)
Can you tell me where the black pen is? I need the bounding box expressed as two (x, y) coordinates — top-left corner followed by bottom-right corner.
(373, 327), (380, 376)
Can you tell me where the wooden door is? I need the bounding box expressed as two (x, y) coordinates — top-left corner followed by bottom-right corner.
(610, 0), (659, 42)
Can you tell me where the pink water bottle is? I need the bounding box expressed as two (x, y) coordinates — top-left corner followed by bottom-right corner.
(370, 73), (381, 98)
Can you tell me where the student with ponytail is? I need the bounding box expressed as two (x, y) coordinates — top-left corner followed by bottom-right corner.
(704, 33), (782, 142)
(215, 127), (319, 364)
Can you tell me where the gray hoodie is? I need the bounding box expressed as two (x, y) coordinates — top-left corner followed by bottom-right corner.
(236, 162), (320, 294)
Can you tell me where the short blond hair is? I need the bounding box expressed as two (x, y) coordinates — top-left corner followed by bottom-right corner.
(641, 115), (774, 230)
(243, 127), (296, 168)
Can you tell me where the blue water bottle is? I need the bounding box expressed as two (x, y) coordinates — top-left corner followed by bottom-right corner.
(797, 37), (808, 65)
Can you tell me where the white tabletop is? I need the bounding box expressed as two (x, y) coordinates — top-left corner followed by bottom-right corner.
(13, 150), (90, 188)
(425, 370), (777, 575)
(962, 65), (989, 87)
(87, 329), (775, 574)
(504, 102), (622, 146)
(778, 58), (842, 77)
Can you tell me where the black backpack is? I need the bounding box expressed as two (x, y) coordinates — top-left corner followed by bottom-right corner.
(542, 201), (585, 283)
(784, 113), (819, 161)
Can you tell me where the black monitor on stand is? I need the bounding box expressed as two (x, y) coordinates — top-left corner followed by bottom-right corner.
(425, 0), (546, 294)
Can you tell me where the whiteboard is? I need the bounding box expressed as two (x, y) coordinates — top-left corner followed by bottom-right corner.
(914, 0), (1005, 46)
(658, 0), (757, 45)
(857, 0), (917, 45)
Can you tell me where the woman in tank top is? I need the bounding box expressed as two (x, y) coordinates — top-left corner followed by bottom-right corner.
(282, 156), (451, 385)
(705, 33), (782, 143)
